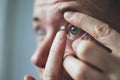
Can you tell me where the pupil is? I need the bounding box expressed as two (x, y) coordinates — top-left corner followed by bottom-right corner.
(70, 26), (78, 35)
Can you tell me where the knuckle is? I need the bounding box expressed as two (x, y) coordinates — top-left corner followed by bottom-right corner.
(94, 23), (111, 39)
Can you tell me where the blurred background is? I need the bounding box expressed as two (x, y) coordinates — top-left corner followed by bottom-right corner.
(0, 0), (39, 80)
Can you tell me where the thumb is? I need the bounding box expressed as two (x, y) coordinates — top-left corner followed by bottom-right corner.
(64, 11), (120, 53)
(24, 75), (36, 80)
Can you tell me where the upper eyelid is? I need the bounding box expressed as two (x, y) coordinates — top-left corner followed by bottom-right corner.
(66, 24), (72, 32)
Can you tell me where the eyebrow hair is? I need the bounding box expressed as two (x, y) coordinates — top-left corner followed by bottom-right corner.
(58, 5), (80, 14)
(57, 3), (95, 21)
(33, 17), (40, 22)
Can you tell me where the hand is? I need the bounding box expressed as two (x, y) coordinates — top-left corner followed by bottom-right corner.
(24, 12), (120, 80)
(62, 11), (120, 80)
(24, 30), (72, 80)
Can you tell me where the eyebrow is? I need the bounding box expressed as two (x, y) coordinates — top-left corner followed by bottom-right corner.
(35, 0), (80, 13)
(33, 16), (40, 22)
(58, 4), (80, 14)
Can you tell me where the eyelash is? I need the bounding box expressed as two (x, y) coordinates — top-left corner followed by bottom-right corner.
(36, 25), (84, 41)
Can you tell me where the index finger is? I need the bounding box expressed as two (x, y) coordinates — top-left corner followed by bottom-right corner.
(44, 30), (67, 80)
(64, 12), (120, 53)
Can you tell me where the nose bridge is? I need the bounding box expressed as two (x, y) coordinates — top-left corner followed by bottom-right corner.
(32, 0), (72, 67)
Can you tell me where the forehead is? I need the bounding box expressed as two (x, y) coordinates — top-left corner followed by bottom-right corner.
(33, 0), (80, 25)
(33, 0), (69, 27)
(34, 0), (64, 5)
(33, 0), (111, 27)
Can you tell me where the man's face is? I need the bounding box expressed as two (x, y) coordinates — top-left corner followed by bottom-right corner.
(33, 0), (82, 67)
(32, 0), (120, 79)
(32, 0), (120, 68)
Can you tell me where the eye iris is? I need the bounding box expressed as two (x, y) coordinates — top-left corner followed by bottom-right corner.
(70, 26), (78, 35)
(37, 28), (45, 36)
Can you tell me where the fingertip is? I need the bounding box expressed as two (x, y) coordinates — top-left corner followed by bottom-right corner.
(55, 30), (67, 41)
(24, 75), (35, 80)
(64, 11), (74, 20)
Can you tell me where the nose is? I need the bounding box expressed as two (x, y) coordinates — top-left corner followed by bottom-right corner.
(31, 29), (56, 67)
(31, 0), (78, 68)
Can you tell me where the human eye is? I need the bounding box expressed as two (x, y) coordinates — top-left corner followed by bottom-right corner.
(67, 25), (85, 41)
(36, 27), (46, 41)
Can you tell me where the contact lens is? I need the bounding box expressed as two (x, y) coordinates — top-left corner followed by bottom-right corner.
(70, 25), (79, 35)
(60, 25), (66, 31)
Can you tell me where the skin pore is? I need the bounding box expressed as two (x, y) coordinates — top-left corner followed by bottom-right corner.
(29, 0), (120, 80)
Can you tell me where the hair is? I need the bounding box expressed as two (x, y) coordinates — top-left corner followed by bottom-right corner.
(110, 0), (120, 9)
(77, 0), (120, 31)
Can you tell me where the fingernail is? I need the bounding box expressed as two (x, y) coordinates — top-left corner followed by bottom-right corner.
(64, 11), (74, 19)
(55, 25), (67, 40)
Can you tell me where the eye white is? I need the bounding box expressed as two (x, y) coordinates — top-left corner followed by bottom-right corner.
(37, 28), (46, 36)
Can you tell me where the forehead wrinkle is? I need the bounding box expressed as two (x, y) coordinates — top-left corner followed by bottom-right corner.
(34, 0), (74, 7)
(34, 0), (58, 7)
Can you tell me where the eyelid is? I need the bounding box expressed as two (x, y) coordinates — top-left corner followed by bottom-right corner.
(66, 24), (72, 32)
